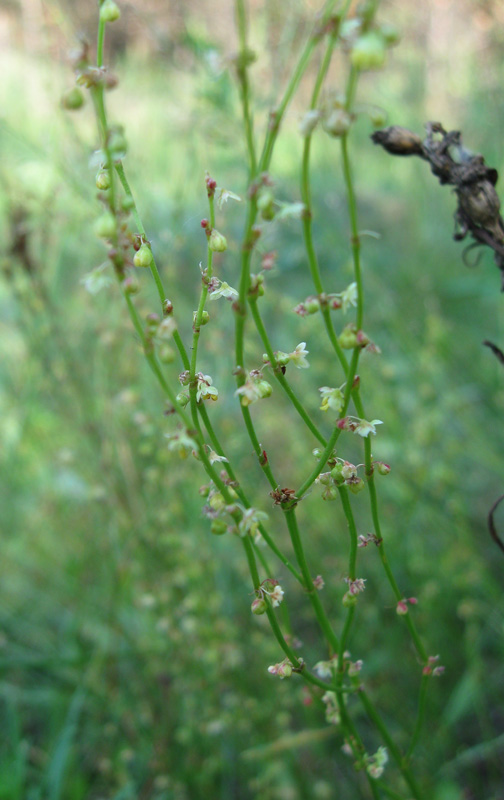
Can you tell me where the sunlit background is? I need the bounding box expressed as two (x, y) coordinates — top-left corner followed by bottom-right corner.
(1, 1), (504, 799)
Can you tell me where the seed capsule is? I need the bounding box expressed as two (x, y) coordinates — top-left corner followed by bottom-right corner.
(371, 126), (423, 156)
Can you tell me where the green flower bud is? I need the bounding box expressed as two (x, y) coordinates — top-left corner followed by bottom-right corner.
(338, 325), (358, 349)
(158, 344), (176, 364)
(122, 275), (140, 295)
(108, 127), (127, 158)
(351, 32), (387, 71)
(61, 87), (84, 110)
(211, 519), (228, 536)
(330, 464), (345, 484)
(208, 229), (228, 252)
(100, 0), (121, 23)
(322, 108), (352, 138)
(257, 189), (276, 221)
(145, 312), (160, 334)
(342, 591), (358, 608)
(176, 392), (190, 408)
(193, 310), (210, 326)
(121, 196), (135, 213)
(95, 169), (111, 190)
(134, 243), (152, 268)
(347, 477), (365, 495)
(251, 597), (268, 615)
(376, 461), (391, 476)
(94, 212), (116, 239)
(257, 380), (273, 399)
(305, 297), (320, 314)
(380, 23), (400, 46)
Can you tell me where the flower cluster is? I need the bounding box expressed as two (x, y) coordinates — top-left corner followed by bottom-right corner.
(267, 656), (302, 679)
(396, 597), (418, 615)
(337, 416), (383, 437)
(366, 746), (388, 779)
(251, 578), (285, 615)
(422, 655), (445, 677)
(293, 283), (357, 316)
(235, 370), (273, 406)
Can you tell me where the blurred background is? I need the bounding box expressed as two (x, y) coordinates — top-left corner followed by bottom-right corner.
(1, 1), (504, 798)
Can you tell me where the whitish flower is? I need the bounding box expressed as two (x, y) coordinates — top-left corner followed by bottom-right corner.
(314, 656), (338, 678)
(216, 187), (241, 210)
(298, 110), (320, 137)
(208, 450), (228, 465)
(275, 202), (306, 220)
(164, 430), (198, 458)
(322, 691), (341, 725)
(337, 416), (383, 437)
(157, 317), (177, 339)
(268, 659), (293, 679)
(344, 577), (367, 595)
(209, 280), (239, 301)
(319, 386), (345, 413)
(269, 585), (284, 607)
(196, 373), (219, 402)
(289, 342), (310, 369)
(355, 419), (382, 437)
(238, 507), (269, 538)
(235, 373), (272, 406)
(366, 747), (388, 779)
(340, 282), (358, 313)
(80, 263), (113, 295)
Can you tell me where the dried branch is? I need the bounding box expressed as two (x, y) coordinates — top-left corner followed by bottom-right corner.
(372, 122), (504, 288)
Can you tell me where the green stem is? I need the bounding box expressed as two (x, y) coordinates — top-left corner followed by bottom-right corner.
(358, 691), (423, 800)
(284, 509), (339, 652)
(249, 298), (326, 445)
(406, 675), (430, 759)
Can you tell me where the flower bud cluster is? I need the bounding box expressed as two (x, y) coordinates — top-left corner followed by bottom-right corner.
(422, 654), (445, 677)
(396, 597), (418, 615)
(317, 458), (366, 498)
(235, 369), (273, 407)
(251, 578), (284, 615)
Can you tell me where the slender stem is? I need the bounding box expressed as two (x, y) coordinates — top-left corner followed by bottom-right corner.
(284, 509), (339, 652)
(358, 691), (423, 800)
(249, 298), (326, 446)
(406, 675), (430, 759)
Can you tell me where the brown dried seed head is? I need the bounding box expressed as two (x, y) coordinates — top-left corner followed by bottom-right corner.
(371, 126), (423, 156)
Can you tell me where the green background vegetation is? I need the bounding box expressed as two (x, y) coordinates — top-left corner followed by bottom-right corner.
(1, 1), (504, 798)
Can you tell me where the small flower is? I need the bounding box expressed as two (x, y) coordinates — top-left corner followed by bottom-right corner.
(366, 746), (388, 779)
(344, 577), (367, 596)
(196, 373), (219, 402)
(268, 659), (293, 679)
(337, 416), (383, 438)
(208, 450), (228, 465)
(319, 386), (345, 414)
(313, 575), (325, 591)
(215, 187), (241, 210)
(208, 229), (228, 252)
(251, 597), (268, 615)
(396, 600), (408, 615)
(322, 691), (341, 725)
(314, 656), (338, 678)
(358, 533), (382, 548)
(209, 280), (239, 301)
(235, 372), (272, 406)
(269, 585), (284, 607)
(289, 342), (310, 369)
(298, 109), (320, 137)
(348, 659), (363, 677)
(164, 430), (198, 459)
(80, 263), (113, 295)
(238, 507), (269, 538)
(340, 282), (358, 313)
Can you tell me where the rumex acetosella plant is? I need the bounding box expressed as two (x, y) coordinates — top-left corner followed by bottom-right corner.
(65, 1), (445, 796)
